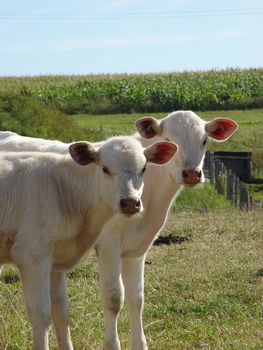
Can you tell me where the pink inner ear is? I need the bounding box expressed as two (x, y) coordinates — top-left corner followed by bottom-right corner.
(153, 143), (177, 164)
(209, 119), (237, 141)
(136, 119), (157, 139)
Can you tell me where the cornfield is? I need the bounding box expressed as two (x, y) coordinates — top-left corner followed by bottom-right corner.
(0, 68), (262, 114)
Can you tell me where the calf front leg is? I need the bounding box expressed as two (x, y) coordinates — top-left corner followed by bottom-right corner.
(121, 255), (148, 350)
(51, 271), (73, 350)
(97, 237), (124, 350)
(12, 243), (52, 350)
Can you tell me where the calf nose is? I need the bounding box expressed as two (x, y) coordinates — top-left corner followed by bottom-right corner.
(120, 197), (141, 215)
(182, 169), (202, 185)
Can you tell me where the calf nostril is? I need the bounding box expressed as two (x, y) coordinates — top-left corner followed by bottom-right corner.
(120, 199), (128, 209)
(120, 198), (141, 214)
(182, 169), (202, 185)
(182, 170), (188, 178)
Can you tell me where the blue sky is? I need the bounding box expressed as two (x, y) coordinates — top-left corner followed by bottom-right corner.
(0, 0), (262, 76)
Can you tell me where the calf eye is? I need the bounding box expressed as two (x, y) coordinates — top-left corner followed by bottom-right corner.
(102, 166), (111, 176)
(140, 165), (147, 175)
(202, 138), (207, 146)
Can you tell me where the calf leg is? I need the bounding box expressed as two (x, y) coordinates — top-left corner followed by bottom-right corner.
(12, 245), (52, 350)
(97, 237), (123, 350)
(121, 255), (148, 350)
(51, 271), (73, 350)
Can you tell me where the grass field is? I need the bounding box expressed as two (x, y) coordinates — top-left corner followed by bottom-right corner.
(0, 88), (262, 349)
(0, 209), (262, 350)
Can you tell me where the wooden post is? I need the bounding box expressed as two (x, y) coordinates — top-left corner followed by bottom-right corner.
(240, 182), (250, 211)
(215, 159), (221, 193)
(209, 152), (215, 185)
(234, 175), (239, 208)
(227, 169), (235, 205)
(218, 161), (225, 195)
(208, 152), (258, 210)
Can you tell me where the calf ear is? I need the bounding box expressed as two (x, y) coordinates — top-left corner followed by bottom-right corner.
(144, 141), (178, 165)
(69, 142), (98, 166)
(135, 117), (162, 139)
(206, 118), (238, 141)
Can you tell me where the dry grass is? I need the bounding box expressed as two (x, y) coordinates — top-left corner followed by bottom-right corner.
(0, 208), (262, 349)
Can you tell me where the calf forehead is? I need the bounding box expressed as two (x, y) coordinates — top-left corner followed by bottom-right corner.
(164, 111), (206, 144)
(100, 136), (145, 171)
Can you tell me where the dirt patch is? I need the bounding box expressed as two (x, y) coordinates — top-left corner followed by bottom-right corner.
(153, 234), (191, 246)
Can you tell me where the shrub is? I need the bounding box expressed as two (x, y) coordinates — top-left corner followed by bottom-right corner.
(0, 93), (86, 142)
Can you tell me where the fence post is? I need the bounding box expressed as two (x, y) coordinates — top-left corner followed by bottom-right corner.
(215, 160), (226, 195)
(209, 152), (215, 185)
(234, 176), (239, 208)
(239, 182), (250, 211)
(215, 159), (220, 194)
(227, 169), (235, 205)
(207, 151), (258, 210)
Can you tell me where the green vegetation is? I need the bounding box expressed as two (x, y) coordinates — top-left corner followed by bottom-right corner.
(1, 68), (263, 114)
(175, 184), (232, 211)
(1, 209), (262, 349)
(0, 94), (86, 142)
(247, 183), (263, 202)
(0, 73), (262, 348)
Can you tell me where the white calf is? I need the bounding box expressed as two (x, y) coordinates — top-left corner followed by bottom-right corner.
(0, 135), (178, 350)
(0, 111), (238, 350)
(95, 111), (238, 350)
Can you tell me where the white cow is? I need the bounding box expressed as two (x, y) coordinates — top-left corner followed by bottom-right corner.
(0, 135), (178, 350)
(0, 111), (238, 350)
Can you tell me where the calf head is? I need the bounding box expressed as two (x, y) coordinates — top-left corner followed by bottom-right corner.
(69, 136), (177, 215)
(135, 111), (238, 187)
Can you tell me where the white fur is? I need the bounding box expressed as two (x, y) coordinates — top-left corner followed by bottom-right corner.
(0, 131), (70, 153)
(0, 111), (237, 350)
(0, 135), (174, 350)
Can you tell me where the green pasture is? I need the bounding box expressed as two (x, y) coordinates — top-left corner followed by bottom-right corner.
(0, 87), (262, 349)
(1, 209), (262, 349)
